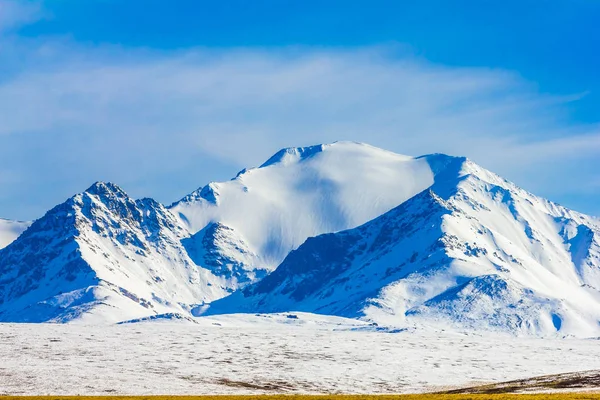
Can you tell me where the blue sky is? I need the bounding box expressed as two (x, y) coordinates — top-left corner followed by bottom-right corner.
(0, 0), (599, 220)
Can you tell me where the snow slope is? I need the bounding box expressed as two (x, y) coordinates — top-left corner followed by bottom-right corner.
(171, 142), (439, 284)
(208, 154), (600, 337)
(0, 182), (228, 323)
(0, 218), (30, 249)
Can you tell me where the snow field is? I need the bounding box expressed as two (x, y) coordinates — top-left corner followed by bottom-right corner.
(1, 314), (600, 395)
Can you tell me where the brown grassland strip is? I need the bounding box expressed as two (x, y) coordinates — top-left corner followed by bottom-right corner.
(2, 395), (600, 400)
(439, 370), (600, 394)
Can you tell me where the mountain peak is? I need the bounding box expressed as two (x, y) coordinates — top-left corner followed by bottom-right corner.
(0, 178), (227, 323)
(259, 144), (326, 168)
(259, 141), (414, 168)
(85, 181), (127, 198)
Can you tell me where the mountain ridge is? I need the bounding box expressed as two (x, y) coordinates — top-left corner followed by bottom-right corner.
(1, 141), (599, 335)
(205, 154), (600, 337)
(169, 142), (457, 275)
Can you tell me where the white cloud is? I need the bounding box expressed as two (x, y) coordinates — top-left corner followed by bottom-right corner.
(0, 43), (599, 219)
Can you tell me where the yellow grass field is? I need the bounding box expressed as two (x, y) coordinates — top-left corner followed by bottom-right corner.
(2, 395), (600, 400)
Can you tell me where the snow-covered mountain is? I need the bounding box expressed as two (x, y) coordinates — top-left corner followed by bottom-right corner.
(171, 142), (438, 284)
(0, 218), (30, 249)
(0, 182), (229, 323)
(2, 141), (599, 335)
(207, 154), (600, 337)
(1, 142), (443, 323)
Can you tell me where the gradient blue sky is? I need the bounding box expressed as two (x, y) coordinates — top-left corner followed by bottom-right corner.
(1, 0), (599, 220)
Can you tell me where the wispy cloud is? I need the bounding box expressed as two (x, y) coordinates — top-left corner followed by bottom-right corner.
(0, 0), (42, 33)
(0, 40), (598, 219)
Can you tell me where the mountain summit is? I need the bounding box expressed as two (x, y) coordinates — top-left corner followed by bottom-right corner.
(0, 182), (228, 323)
(170, 141), (447, 282)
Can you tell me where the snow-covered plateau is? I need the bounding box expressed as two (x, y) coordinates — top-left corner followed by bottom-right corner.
(1, 141), (600, 338)
(1, 314), (600, 395)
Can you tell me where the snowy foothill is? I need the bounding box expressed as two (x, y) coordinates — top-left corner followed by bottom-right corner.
(1, 313), (600, 395)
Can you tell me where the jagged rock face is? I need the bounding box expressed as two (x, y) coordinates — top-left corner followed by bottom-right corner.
(0, 182), (228, 323)
(208, 156), (600, 337)
(182, 222), (265, 289)
(0, 198), (95, 321)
